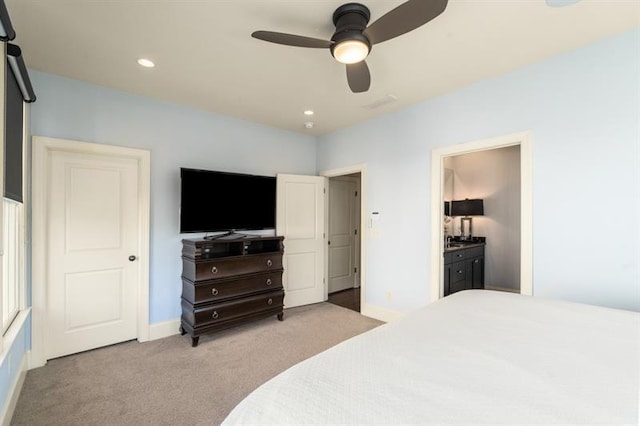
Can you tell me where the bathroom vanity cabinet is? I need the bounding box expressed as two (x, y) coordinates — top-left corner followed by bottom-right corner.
(444, 243), (484, 296)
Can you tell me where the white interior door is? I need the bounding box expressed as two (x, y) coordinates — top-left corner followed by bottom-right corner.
(46, 150), (140, 359)
(276, 174), (326, 308)
(328, 178), (357, 293)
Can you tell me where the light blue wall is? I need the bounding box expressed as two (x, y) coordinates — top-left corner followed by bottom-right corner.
(23, 28), (640, 329)
(29, 73), (317, 323)
(5, 22), (637, 426)
(318, 28), (640, 312)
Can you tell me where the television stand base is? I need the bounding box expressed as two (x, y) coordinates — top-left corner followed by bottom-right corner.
(205, 231), (257, 240)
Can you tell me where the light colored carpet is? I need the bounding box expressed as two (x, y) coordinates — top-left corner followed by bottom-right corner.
(11, 303), (382, 426)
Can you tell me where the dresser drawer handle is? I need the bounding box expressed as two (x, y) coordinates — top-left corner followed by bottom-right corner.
(457, 270), (464, 274)
(211, 311), (219, 319)
(268, 298), (273, 305)
(266, 259), (273, 267)
(211, 288), (219, 296)
(456, 254), (463, 258)
(211, 266), (218, 274)
(474, 259), (479, 264)
(266, 278), (272, 286)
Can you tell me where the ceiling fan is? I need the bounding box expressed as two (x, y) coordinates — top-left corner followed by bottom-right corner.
(252, 0), (448, 93)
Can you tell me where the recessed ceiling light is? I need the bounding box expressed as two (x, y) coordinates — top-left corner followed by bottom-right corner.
(137, 58), (155, 68)
(304, 122), (314, 129)
(303, 110), (314, 116)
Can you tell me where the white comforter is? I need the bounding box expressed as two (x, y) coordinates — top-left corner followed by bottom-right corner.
(223, 290), (639, 425)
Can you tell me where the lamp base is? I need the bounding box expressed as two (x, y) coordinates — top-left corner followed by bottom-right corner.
(460, 217), (473, 240)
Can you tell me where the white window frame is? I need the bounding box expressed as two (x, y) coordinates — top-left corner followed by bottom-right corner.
(2, 197), (24, 334)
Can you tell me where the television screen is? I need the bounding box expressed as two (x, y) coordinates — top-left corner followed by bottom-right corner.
(180, 168), (276, 233)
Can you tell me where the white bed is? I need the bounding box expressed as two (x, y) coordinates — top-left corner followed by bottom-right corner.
(222, 290), (639, 425)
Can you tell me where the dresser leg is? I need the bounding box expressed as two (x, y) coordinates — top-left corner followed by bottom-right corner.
(179, 325), (186, 336)
(277, 312), (284, 321)
(191, 336), (199, 347)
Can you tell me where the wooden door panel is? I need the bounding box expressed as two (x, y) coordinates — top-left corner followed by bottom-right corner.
(276, 174), (325, 308)
(47, 151), (139, 359)
(328, 179), (356, 293)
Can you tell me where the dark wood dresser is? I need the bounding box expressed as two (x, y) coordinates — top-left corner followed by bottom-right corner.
(180, 235), (285, 347)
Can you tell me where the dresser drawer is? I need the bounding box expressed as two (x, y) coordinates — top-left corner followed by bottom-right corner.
(450, 261), (466, 284)
(182, 273), (283, 304)
(183, 253), (283, 281)
(450, 250), (466, 262)
(187, 290), (284, 328)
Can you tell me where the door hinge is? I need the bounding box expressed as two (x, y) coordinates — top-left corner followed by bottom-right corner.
(323, 188), (326, 194)
(354, 229), (358, 235)
(355, 190), (358, 197)
(354, 267), (357, 273)
(323, 277), (326, 284)
(323, 232), (325, 239)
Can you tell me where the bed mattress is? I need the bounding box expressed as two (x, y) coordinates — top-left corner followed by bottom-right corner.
(222, 290), (639, 425)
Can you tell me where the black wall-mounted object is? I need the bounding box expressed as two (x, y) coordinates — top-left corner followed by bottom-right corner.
(7, 43), (36, 102)
(0, 0), (16, 41)
(4, 58), (23, 202)
(179, 168), (277, 234)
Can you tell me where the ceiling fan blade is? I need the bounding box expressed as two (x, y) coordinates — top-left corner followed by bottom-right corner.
(363, 0), (448, 45)
(346, 61), (371, 93)
(251, 31), (333, 48)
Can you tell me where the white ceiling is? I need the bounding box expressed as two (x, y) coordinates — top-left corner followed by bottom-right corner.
(5, 0), (639, 136)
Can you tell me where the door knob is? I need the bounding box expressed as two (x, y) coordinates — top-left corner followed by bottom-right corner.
(128, 255), (137, 261)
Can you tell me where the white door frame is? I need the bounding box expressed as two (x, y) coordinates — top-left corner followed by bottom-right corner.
(31, 136), (150, 368)
(320, 164), (368, 314)
(429, 131), (533, 302)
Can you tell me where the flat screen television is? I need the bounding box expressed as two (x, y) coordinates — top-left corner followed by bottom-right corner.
(180, 168), (276, 234)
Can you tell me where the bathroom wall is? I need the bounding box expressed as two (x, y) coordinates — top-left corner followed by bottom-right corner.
(448, 146), (521, 292)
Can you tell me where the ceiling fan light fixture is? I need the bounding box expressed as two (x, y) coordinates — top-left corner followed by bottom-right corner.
(332, 39), (370, 64)
(137, 58), (155, 68)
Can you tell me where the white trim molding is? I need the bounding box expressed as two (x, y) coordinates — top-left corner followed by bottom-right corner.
(149, 319), (181, 341)
(0, 349), (28, 426)
(430, 131), (533, 303)
(30, 136), (151, 368)
(360, 303), (404, 323)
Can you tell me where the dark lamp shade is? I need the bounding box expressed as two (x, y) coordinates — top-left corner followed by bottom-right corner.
(450, 199), (484, 216)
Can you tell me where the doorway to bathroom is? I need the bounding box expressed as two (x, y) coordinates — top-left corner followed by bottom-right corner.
(430, 131), (533, 302)
(444, 145), (521, 293)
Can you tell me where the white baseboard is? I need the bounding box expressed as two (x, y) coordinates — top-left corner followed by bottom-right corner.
(1, 351), (28, 426)
(148, 318), (181, 341)
(485, 285), (520, 294)
(360, 302), (404, 323)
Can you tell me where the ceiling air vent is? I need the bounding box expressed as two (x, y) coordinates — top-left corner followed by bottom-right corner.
(362, 94), (398, 110)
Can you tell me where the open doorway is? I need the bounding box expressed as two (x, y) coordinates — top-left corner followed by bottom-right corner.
(444, 146), (521, 294)
(430, 131), (533, 302)
(320, 164), (367, 314)
(326, 174), (361, 312)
